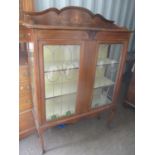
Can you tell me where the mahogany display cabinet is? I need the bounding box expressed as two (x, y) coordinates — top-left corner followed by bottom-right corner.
(20, 6), (131, 153)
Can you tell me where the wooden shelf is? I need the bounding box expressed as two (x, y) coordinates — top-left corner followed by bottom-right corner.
(94, 77), (114, 88)
(45, 76), (114, 99)
(97, 58), (118, 66)
(44, 58), (118, 73)
(44, 61), (79, 72)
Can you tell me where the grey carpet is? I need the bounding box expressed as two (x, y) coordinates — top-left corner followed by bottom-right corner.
(19, 85), (135, 155)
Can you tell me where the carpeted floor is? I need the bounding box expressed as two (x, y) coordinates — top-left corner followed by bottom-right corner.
(19, 85), (135, 155)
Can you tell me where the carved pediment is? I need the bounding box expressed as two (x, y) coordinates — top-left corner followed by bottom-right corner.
(22, 6), (127, 31)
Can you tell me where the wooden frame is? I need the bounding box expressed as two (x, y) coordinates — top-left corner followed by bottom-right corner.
(38, 40), (85, 124)
(20, 0), (34, 13)
(20, 6), (131, 154)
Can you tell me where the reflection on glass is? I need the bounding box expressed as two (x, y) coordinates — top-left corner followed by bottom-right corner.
(43, 45), (80, 121)
(27, 42), (35, 105)
(19, 43), (28, 65)
(91, 44), (122, 108)
(45, 94), (77, 121)
(44, 45), (80, 71)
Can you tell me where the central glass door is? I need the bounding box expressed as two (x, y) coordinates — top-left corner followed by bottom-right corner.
(43, 45), (80, 121)
(91, 43), (122, 108)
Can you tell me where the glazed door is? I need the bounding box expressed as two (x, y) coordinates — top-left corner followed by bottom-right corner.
(39, 41), (83, 122)
(91, 43), (123, 109)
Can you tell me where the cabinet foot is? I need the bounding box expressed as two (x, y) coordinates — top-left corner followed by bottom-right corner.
(41, 149), (46, 155)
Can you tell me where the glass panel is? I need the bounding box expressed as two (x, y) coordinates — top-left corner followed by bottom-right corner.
(19, 42), (34, 109)
(91, 44), (122, 108)
(43, 45), (80, 121)
(27, 43), (35, 105)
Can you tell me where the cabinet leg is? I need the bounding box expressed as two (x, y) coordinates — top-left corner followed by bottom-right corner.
(42, 149), (46, 155)
(38, 129), (46, 154)
(107, 107), (116, 128)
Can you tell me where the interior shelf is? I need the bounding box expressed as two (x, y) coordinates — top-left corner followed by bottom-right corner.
(94, 77), (114, 88)
(44, 60), (79, 72)
(44, 58), (118, 72)
(45, 75), (114, 99)
(45, 93), (76, 121)
(44, 67), (79, 73)
(97, 58), (118, 66)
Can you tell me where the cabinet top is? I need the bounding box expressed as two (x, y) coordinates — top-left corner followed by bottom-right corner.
(20, 6), (129, 32)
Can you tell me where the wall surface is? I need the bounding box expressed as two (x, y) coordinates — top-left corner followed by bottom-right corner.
(34, 0), (135, 52)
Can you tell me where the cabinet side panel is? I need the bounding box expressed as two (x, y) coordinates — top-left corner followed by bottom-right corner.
(19, 110), (36, 139)
(112, 41), (130, 105)
(28, 31), (43, 128)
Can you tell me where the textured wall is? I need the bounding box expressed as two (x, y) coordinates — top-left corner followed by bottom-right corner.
(34, 0), (135, 52)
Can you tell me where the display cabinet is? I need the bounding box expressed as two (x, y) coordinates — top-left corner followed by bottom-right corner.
(20, 6), (130, 153)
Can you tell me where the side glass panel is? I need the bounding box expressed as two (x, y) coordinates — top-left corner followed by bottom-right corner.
(19, 42), (33, 109)
(91, 44), (122, 108)
(28, 43), (35, 99)
(43, 45), (80, 121)
(19, 42), (28, 65)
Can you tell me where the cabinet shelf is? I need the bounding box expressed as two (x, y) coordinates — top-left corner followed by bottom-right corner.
(44, 60), (79, 72)
(44, 67), (79, 73)
(94, 77), (114, 88)
(45, 91), (76, 100)
(97, 58), (118, 66)
(44, 58), (117, 73)
(45, 76), (114, 99)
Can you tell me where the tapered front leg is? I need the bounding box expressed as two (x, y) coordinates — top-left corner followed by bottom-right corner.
(38, 129), (46, 154)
